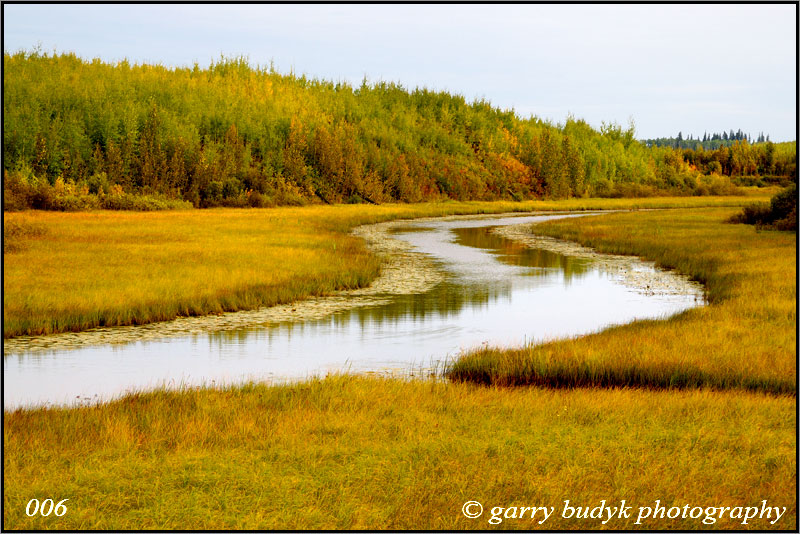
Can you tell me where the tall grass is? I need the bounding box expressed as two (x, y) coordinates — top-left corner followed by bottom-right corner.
(3, 196), (762, 338)
(447, 208), (797, 394)
(3, 377), (795, 530)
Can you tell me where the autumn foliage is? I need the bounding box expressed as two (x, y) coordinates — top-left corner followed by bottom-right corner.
(3, 51), (796, 210)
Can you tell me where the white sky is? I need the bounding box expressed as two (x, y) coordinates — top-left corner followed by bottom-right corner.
(3, 4), (797, 141)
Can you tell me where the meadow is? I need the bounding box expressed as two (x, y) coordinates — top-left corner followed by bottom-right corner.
(3, 378), (795, 530)
(3, 194), (796, 529)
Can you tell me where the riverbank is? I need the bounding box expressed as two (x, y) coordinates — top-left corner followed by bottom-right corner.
(2, 219), (442, 354)
(2, 196), (769, 340)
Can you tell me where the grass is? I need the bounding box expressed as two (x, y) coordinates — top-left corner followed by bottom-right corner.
(3, 193), (795, 529)
(3, 377), (795, 530)
(447, 207), (796, 394)
(3, 195), (769, 338)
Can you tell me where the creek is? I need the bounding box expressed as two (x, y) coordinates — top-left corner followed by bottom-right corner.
(3, 213), (705, 409)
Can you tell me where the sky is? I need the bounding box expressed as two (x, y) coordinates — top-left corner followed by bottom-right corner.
(3, 4), (797, 141)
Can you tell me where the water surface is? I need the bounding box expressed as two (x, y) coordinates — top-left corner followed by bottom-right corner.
(3, 213), (704, 409)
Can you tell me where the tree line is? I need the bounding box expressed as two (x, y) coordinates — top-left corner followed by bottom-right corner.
(3, 51), (797, 210)
(643, 130), (781, 150)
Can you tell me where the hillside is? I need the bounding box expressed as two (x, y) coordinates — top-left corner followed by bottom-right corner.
(3, 51), (796, 210)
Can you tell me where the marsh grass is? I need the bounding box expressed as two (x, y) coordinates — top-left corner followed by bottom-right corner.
(3, 218), (47, 253)
(3, 196), (762, 338)
(3, 197), (796, 530)
(3, 376), (795, 530)
(447, 208), (796, 394)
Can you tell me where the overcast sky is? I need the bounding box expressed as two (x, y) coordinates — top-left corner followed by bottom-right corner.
(3, 4), (797, 141)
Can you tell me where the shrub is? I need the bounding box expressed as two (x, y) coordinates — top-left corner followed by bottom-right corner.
(728, 184), (797, 230)
(770, 183), (797, 219)
(49, 194), (100, 211)
(3, 170), (39, 210)
(728, 203), (771, 225)
(100, 193), (193, 211)
(85, 172), (111, 194)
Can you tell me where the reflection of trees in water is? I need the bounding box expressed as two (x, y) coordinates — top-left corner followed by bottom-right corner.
(204, 328), (255, 348)
(208, 281), (519, 346)
(208, 225), (598, 346)
(347, 281), (510, 327)
(452, 226), (594, 282)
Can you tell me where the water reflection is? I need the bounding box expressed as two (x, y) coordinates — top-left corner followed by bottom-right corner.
(4, 213), (704, 409)
(453, 226), (593, 282)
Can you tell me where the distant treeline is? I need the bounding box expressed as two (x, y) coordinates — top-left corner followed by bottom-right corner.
(643, 130), (782, 150)
(3, 51), (797, 210)
(679, 141), (795, 183)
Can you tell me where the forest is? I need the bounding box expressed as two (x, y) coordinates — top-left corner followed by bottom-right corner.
(3, 51), (797, 210)
(644, 130), (776, 150)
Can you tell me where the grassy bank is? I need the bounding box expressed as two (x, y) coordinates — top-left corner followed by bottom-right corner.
(448, 207), (796, 394)
(3, 196), (763, 338)
(3, 377), (795, 530)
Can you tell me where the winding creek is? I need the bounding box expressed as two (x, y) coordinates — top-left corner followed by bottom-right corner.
(3, 212), (705, 409)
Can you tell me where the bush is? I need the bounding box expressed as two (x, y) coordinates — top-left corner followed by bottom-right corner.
(85, 172), (111, 194)
(49, 194), (100, 211)
(246, 190), (275, 208)
(693, 174), (740, 196)
(101, 193), (193, 211)
(728, 203), (772, 225)
(594, 181), (658, 198)
(770, 184), (798, 231)
(3, 170), (37, 210)
(770, 184), (797, 219)
(728, 184), (797, 231)
(773, 207), (797, 231)
(732, 175), (766, 188)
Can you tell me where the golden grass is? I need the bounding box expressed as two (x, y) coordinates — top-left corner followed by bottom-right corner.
(3, 195), (795, 530)
(3, 196), (767, 338)
(448, 207), (796, 394)
(3, 377), (795, 530)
